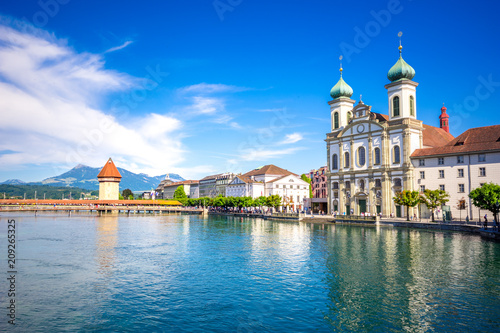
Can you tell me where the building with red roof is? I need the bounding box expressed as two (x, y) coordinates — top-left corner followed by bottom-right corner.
(326, 41), (498, 221)
(97, 158), (122, 200)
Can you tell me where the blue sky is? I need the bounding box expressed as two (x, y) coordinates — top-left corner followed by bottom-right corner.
(1, 0), (499, 182)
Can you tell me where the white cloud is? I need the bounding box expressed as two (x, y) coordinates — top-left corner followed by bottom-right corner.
(179, 83), (249, 94)
(0, 20), (188, 177)
(188, 96), (224, 115)
(280, 133), (303, 144)
(238, 147), (304, 162)
(104, 40), (133, 53)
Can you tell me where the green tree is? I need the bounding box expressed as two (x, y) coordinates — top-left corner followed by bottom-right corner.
(419, 189), (450, 222)
(469, 183), (500, 224)
(255, 196), (267, 208)
(213, 195), (226, 208)
(266, 194), (282, 210)
(393, 190), (420, 221)
(122, 188), (133, 200)
(173, 186), (188, 199)
(301, 174), (312, 198)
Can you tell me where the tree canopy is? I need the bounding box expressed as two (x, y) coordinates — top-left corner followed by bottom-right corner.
(173, 186), (188, 199)
(393, 190), (420, 221)
(469, 183), (500, 223)
(301, 174), (312, 198)
(419, 189), (449, 222)
(122, 188), (133, 200)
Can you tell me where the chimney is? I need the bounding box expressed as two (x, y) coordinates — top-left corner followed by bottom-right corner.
(439, 105), (449, 133)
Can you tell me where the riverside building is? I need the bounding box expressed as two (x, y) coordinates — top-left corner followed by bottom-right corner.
(326, 41), (499, 220)
(226, 164), (309, 211)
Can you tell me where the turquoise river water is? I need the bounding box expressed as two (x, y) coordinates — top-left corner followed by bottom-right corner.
(0, 212), (499, 332)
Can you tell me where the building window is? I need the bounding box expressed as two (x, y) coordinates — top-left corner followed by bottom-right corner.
(393, 145), (400, 164)
(374, 148), (381, 165)
(393, 96), (400, 117)
(334, 112), (339, 129)
(332, 154), (338, 170)
(439, 185), (445, 191)
(344, 152), (350, 168)
(358, 147), (366, 166)
(345, 181), (351, 189)
(420, 185), (425, 192)
(360, 179), (365, 191)
(333, 182), (339, 189)
(457, 156), (464, 163)
(439, 170), (445, 178)
(409, 96), (414, 116)
(394, 178), (402, 187)
(438, 157), (444, 165)
(347, 111), (352, 123)
(458, 184), (465, 193)
(458, 169), (464, 178)
(479, 167), (486, 177)
(419, 159), (425, 166)
(420, 171), (425, 179)
(375, 179), (381, 188)
(478, 154), (486, 162)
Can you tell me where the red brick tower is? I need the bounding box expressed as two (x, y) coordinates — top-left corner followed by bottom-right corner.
(439, 105), (449, 133)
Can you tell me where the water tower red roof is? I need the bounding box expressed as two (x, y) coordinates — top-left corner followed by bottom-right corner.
(97, 158), (122, 179)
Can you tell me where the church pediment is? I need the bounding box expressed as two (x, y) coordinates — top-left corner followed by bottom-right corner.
(339, 119), (384, 137)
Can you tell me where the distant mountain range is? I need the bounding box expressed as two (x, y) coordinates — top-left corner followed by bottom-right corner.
(1, 164), (184, 192)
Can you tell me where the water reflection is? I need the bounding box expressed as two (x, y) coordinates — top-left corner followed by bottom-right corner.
(322, 226), (500, 331)
(95, 215), (118, 277)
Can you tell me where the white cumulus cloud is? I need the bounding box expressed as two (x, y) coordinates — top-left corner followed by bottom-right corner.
(0, 20), (186, 178)
(280, 133), (303, 144)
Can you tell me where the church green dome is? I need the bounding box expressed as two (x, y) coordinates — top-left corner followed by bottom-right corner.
(330, 69), (353, 99)
(387, 46), (415, 82)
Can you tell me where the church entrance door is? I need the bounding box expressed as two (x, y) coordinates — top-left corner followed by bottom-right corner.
(359, 199), (366, 214)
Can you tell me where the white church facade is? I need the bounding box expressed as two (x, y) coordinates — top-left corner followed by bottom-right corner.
(326, 43), (454, 218)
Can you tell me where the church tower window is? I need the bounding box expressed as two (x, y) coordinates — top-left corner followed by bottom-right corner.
(344, 152), (350, 168)
(334, 112), (339, 129)
(409, 95), (414, 116)
(332, 154), (338, 170)
(393, 96), (400, 117)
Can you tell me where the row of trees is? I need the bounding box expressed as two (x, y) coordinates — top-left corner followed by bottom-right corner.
(172, 185), (283, 209)
(393, 183), (500, 222)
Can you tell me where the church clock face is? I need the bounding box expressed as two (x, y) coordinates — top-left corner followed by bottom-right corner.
(357, 124), (365, 133)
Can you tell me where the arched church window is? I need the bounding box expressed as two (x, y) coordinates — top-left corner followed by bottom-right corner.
(393, 96), (400, 117)
(375, 179), (382, 188)
(394, 178), (402, 187)
(358, 147), (366, 166)
(374, 147), (381, 165)
(347, 112), (352, 123)
(344, 152), (350, 168)
(409, 96), (414, 116)
(393, 145), (401, 164)
(332, 154), (338, 170)
(334, 112), (339, 129)
(345, 181), (351, 189)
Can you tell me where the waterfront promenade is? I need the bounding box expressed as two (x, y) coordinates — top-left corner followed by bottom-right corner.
(0, 199), (203, 214)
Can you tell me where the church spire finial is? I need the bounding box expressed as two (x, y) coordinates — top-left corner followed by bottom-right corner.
(339, 55), (343, 77)
(398, 31), (403, 54)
